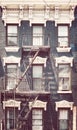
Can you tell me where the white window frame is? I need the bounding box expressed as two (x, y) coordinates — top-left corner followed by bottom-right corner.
(32, 65), (44, 91)
(6, 107), (18, 130)
(6, 63), (18, 90)
(33, 25), (43, 46)
(58, 25), (69, 47)
(55, 100), (73, 130)
(7, 24), (18, 46)
(58, 64), (71, 92)
(3, 56), (21, 90)
(32, 109), (43, 130)
(58, 109), (69, 130)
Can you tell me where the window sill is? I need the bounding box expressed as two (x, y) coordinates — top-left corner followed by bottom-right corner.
(56, 47), (71, 52)
(5, 46), (20, 52)
(57, 90), (72, 93)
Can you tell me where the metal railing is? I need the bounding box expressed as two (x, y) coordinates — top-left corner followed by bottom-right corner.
(22, 34), (50, 46)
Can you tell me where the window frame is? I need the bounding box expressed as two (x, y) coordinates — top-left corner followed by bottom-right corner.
(32, 25), (44, 46)
(32, 108), (43, 130)
(32, 64), (44, 91)
(58, 64), (71, 91)
(58, 108), (69, 130)
(5, 63), (18, 90)
(5, 107), (18, 130)
(6, 24), (18, 46)
(58, 24), (69, 47)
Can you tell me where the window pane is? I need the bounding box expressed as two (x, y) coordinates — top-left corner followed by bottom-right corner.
(33, 26), (43, 46)
(7, 25), (18, 46)
(32, 126), (42, 130)
(32, 109), (43, 130)
(58, 64), (70, 90)
(59, 110), (68, 119)
(8, 37), (17, 46)
(6, 64), (17, 90)
(32, 109), (42, 119)
(33, 78), (43, 90)
(8, 25), (17, 34)
(59, 77), (70, 90)
(58, 25), (68, 47)
(32, 119), (42, 125)
(32, 109), (42, 115)
(6, 108), (18, 129)
(59, 119), (68, 130)
(59, 64), (70, 77)
(58, 26), (68, 36)
(33, 66), (42, 78)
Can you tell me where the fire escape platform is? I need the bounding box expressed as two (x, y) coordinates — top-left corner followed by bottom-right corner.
(22, 45), (50, 52)
(1, 90), (50, 97)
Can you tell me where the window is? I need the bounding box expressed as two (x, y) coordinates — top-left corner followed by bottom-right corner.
(6, 25), (18, 46)
(33, 25), (43, 46)
(58, 25), (69, 47)
(6, 108), (18, 130)
(58, 64), (71, 91)
(6, 64), (18, 90)
(32, 109), (43, 130)
(59, 109), (69, 130)
(33, 65), (44, 91)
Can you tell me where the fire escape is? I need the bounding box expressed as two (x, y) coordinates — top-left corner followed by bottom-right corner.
(1, 32), (58, 130)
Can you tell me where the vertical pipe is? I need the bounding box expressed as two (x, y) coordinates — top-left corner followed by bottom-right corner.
(73, 106), (76, 130)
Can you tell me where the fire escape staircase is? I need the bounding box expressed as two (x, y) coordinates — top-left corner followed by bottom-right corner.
(13, 48), (48, 129)
(15, 48), (40, 90)
(15, 47), (57, 130)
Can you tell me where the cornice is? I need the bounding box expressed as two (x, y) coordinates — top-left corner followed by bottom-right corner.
(1, 2), (76, 26)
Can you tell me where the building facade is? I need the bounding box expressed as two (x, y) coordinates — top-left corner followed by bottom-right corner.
(0, 0), (77, 130)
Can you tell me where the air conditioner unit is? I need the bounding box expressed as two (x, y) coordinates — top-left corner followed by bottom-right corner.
(62, 85), (69, 90)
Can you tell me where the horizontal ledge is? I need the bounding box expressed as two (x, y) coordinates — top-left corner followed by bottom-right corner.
(57, 90), (72, 93)
(56, 47), (71, 52)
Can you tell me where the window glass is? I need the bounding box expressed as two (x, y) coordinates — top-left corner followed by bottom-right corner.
(33, 66), (42, 78)
(58, 25), (68, 47)
(7, 25), (18, 46)
(59, 77), (70, 90)
(33, 25), (43, 46)
(59, 109), (68, 130)
(59, 64), (70, 77)
(6, 64), (18, 90)
(59, 109), (68, 119)
(58, 26), (68, 36)
(32, 109), (43, 130)
(33, 65), (43, 90)
(6, 108), (18, 130)
(58, 64), (71, 91)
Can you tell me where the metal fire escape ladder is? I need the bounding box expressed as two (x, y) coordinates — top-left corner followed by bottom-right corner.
(13, 49), (40, 90)
(12, 49), (40, 129)
(25, 94), (39, 119)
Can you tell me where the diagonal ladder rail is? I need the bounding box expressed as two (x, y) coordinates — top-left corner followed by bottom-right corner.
(25, 94), (39, 119)
(13, 49), (40, 90)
